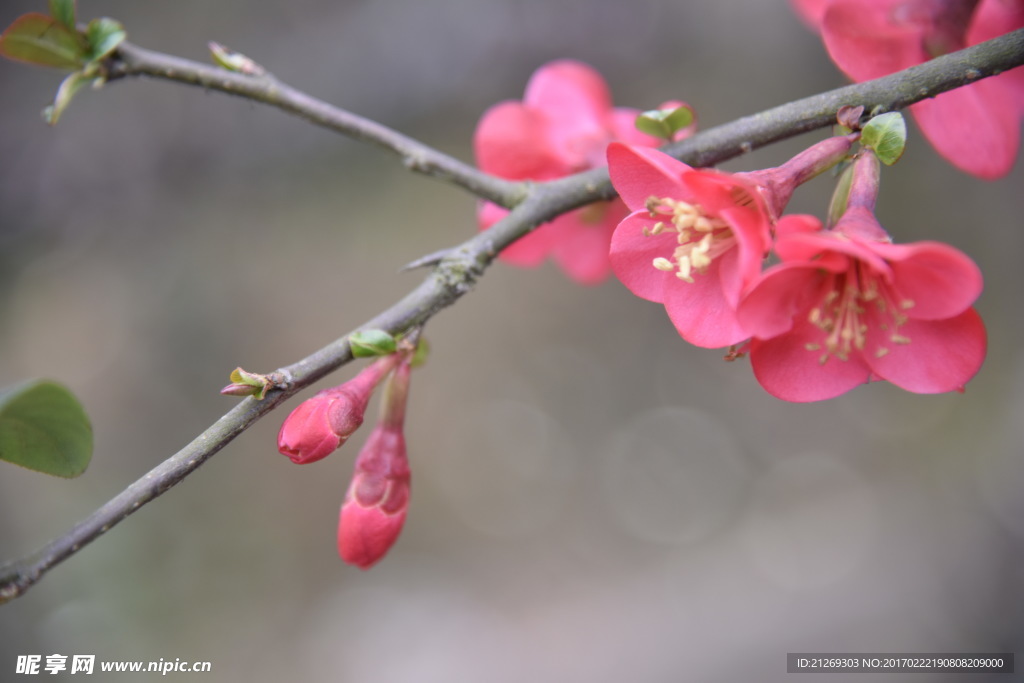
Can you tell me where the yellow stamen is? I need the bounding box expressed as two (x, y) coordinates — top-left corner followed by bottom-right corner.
(805, 261), (913, 363)
(643, 195), (732, 283)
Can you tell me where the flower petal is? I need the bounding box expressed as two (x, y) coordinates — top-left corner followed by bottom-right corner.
(524, 60), (614, 169)
(865, 307), (987, 393)
(609, 210), (678, 302)
(750, 321), (874, 402)
(524, 60), (612, 126)
(479, 202), (550, 268)
(663, 253), (750, 348)
(789, 0), (832, 29)
(969, 0), (1024, 45)
(474, 101), (564, 178)
(910, 81), (1023, 179)
(868, 240), (983, 319)
(738, 262), (830, 340)
(607, 142), (691, 211)
(775, 213), (824, 238)
(718, 204), (772, 303)
(820, 0), (930, 82)
(679, 170), (763, 217)
(549, 201), (624, 285)
(775, 230), (891, 276)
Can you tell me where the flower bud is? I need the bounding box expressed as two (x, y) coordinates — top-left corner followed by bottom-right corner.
(338, 358), (412, 569)
(220, 367), (273, 399)
(276, 353), (401, 464)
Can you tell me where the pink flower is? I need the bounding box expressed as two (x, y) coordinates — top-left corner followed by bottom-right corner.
(791, 0), (1024, 178)
(277, 353), (401, 464)
(474, 60), (694, 284)
(337, 423), (410, 569)
(737, 210), (986, 403)
(606, 137), (854, 347)
(337, 358), (412, 569)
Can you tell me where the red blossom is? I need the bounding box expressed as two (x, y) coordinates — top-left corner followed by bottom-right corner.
(791, 0), (1024, 178)
(606, 137), (854, 348)
(474, 60), (693, 284)
(337, 358), (412, 569)
(737, 213), (987, 402)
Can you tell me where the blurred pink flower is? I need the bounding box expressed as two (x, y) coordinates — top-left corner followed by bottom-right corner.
(791, 0), (1024, 178)
(474, 60), (693, 284)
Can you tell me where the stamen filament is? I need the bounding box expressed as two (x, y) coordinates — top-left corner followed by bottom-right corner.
(643, 195), (732, 283)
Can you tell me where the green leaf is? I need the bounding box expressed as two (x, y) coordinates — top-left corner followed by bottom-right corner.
(826, 162), (855, 229)
(208, 41), (265, 75)
(221, 367), (272, 399)
(860, 112), (907, 166)
(0, 380), (93, 478)
(350, 330), (397, 358)
(635, 105), (695, 140)
(85, 17), (125, 62)
(0, 13), (87, 69)
(43, 69), (94, 125)
(48, 0), (77, 30)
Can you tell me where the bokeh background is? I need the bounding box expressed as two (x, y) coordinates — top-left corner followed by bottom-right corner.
(2, 1), (1023, 681)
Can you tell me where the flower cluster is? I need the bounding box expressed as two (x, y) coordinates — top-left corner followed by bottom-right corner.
(277, 349), (415, 569)
(790, 0), (1024, 179)
(474, 60), (695, 284)
(607, 137), (987, 402)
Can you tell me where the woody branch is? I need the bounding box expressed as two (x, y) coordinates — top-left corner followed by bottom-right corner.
(0, 28), (1021, 603)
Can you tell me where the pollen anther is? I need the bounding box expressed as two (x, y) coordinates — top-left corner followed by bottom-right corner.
(643, 195), (732, 282)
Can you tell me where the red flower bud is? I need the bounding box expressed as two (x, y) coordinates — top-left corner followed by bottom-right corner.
(276, 353), (401, 464)
(338, 358), (412, 569)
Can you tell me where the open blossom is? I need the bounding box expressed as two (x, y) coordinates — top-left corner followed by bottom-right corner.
(791, 0), (1024, 178)
(606, 136), (854, 348)
(277, 353), (401, 464)
(737, 154), (986, 401)
(474, 60), (693, 284)
(338, 357), (412, 569)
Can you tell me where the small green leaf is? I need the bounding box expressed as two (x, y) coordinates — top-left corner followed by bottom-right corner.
(43, 69), (94, 125)
(350, 330), (397, 358)
(0, 380), (93, 478)
(0, 13), (87, 69)
(85, 17), (125, 62)
(48, 0), (77, 30)
(635, 105), (695, 140)
(826, 162), (855, 229)
(860, 112), (907, 166)
(663, 105), (694, 132)
(221, 367), (272, 399)
(208, 41), (265, 75)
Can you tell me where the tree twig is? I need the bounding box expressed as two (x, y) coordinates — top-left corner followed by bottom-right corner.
(2, 29), (1022, 604)
(106, 41), (527, 208)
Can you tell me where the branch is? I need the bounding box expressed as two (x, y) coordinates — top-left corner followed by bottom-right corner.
(106, 41), (526, 208)
(661, 27), (1024, 167)
(2, 29), (1022, 603)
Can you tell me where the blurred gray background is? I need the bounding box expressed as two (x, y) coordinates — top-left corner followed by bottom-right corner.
(1, 1), (1022, 681)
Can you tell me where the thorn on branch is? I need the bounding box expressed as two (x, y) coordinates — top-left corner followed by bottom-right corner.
(403, 154), (430, 172)
(401, 248), (452, 271)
